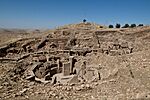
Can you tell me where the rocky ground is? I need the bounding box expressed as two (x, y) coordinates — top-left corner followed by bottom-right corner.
(0, 23), (150, 100)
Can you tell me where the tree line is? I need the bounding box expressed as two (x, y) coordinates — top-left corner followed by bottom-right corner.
(108, 23), (144, 28)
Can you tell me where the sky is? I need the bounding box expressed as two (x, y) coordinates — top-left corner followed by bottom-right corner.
(0, 0), (150, 28)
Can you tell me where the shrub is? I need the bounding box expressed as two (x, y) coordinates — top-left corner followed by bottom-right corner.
(130, 24), (136, 28)
(116, 23), (121, 28)
(109, 25), (114, 28)
(122, 24), (129, 28)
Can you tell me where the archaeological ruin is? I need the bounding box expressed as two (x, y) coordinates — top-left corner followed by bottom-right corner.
(1, 22), (150, 99)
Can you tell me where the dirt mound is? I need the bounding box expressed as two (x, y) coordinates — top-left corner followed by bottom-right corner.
(0, 23), (150, 100)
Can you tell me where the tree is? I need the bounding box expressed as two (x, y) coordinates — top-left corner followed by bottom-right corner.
(116, 23), (121, 28)
(109, 25), (114, 28)
(83, 19), (87, 23)
(130, 24), (136, 28)
(122, 24), (129, 28)
(138, 24), (144, 27)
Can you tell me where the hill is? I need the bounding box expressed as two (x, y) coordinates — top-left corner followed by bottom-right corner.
(0, 23), (150, 100)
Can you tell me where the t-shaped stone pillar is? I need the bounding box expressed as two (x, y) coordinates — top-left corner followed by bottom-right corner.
(57, 59), (60, 73)
(62, 56), (74, 76)
(69, 56), (74, 74)
(63, 62), (71, 76)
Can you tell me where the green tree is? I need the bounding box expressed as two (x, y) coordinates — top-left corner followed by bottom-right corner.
(109, 25), (114, 28)
(122, 24), (129, 28)
(83, 19), (86, 23)
(116, 23), (121, 28)
(130, 24), (136, 28)
(138, 24), (144, 27)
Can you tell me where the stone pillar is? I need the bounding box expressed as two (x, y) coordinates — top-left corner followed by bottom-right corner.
(58, 41), (65, 50)
(69, 56), (74, 74)
(63, 63), (70, 76)
(46, 54), (49, 62)
(57, 59), (60, 73)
